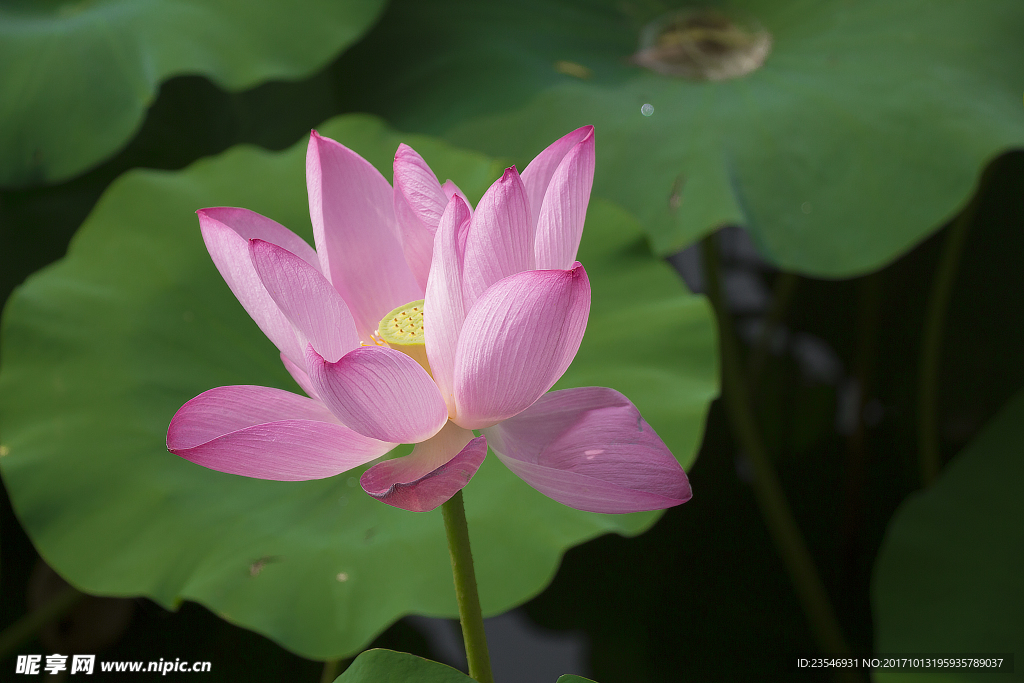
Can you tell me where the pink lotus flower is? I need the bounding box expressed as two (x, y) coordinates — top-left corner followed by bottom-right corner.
(167, 127), (691, 513)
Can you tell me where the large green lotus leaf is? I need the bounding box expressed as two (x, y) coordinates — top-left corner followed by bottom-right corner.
(335, 649), (473, 683)
(871, 388), (1024, 683)
(333, 0), (1024, 276)
(0, 0), (386, 187)
(0, 114), (717, 658)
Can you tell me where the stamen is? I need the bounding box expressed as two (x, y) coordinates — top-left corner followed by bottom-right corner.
(359, 331), (389, 347)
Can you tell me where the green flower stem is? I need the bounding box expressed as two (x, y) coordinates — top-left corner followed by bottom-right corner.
(0, 584), (84, 659)
(701, 235), (859, 675)
(320, 658), (348, 683)
(917, 206), (974, 488)
(441, 490), (494, 683)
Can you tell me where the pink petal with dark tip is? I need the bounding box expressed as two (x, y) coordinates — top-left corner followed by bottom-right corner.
(441, 180), (473, 215)
(533, 126), (595, 270)
(361, 423), (487, 512)
(461, 166), (534, 306)
(520, 125), (593, 232)
(453, 264), (590, 430)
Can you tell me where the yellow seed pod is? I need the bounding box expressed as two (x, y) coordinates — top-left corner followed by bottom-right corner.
(378, 300), (425, 346)
(377, 299), (431, 377)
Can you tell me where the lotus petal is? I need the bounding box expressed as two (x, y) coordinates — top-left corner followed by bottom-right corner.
(454, 264), (590, 429)
(486, 387), (690, 513)
(167, 385), (394, 481)
(361, 422), (486, 512)
(306, 345), (448, 443)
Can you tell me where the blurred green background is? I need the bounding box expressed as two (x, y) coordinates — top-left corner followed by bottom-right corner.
(1, 1), (1022, 681)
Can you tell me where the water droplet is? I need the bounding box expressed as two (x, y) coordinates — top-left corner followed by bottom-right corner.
(801, 202), (812, 214)
(641, 103), (654, 116)
(347, 477), (357, 488)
